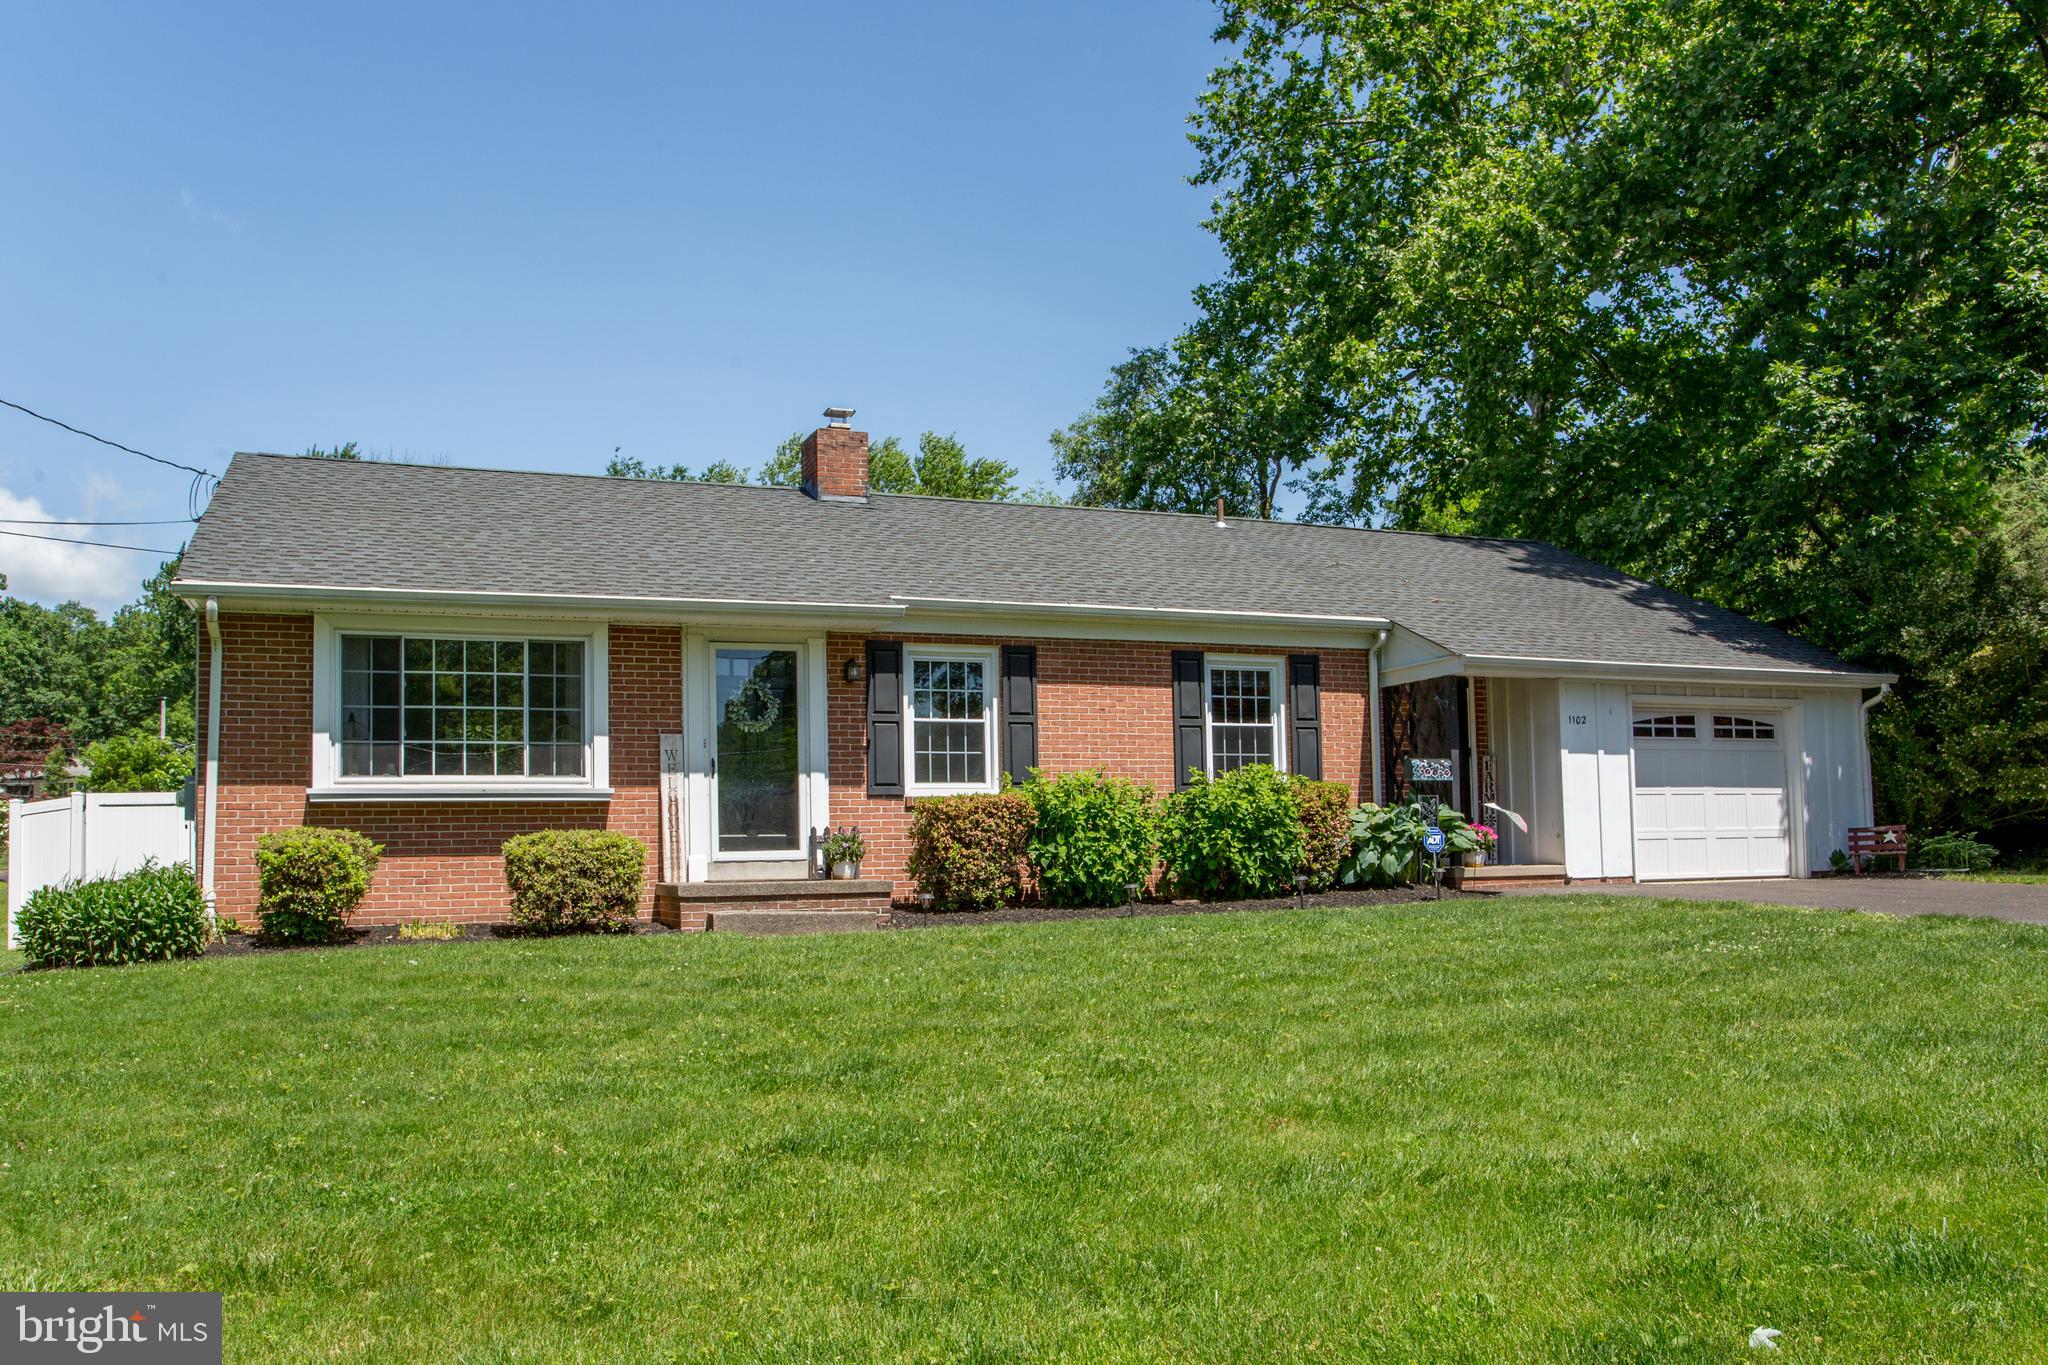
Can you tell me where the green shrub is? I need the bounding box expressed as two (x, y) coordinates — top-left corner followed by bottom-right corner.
(80, 732), (193, 792)
(17, 861), (208, 969)
(1156, 764), (1305, 900)
(1292, 778), (1354, 892)
(501, 830), (645, 933)
(1911, 830), (1997, 873)
(1338, 802), (1482, 887)
(254, 826), (383, 943)
(1022, 768), (1158, 907)
(907, 792), (1035, 911)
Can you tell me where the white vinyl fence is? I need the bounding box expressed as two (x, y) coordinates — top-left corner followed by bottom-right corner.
(6, 792), (196, 949)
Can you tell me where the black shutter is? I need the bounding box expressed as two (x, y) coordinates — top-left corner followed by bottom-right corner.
(1172, 650), (1206, 790)
(866, 639), (903, 797)
(1288, 653), (1323, 781)
(1001, 645), (1038, 785)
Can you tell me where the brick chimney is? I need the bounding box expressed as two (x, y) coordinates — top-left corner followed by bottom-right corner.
(801, 407), (868, 501)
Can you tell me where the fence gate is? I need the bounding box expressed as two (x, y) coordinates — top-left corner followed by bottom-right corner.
(6, 792), (197, 949)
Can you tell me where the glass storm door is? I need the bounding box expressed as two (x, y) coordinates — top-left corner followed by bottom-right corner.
(713, 647), (801, 855)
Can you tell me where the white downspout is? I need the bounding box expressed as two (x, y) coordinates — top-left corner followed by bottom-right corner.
(202, 598), (222, 909)
(1367, 629), (1388, 804)
(1858, 682), (1891, 826)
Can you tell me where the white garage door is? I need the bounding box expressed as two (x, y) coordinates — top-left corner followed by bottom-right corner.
(1631, 709), (1791, 880)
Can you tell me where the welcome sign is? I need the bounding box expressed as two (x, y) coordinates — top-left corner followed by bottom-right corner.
(1407, 757), (1455, 782)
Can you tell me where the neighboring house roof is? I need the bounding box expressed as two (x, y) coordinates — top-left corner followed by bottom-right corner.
(176, 453), (1878, 682)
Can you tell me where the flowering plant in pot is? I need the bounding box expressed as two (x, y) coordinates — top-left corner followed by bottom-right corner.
(1465, 823), (1497, 866)
(822, 827), (867, 880)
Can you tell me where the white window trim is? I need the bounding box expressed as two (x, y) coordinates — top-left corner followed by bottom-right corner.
(903, 644), (1001, 797)
(309, 613), (611, 800)
(1203, 654), (1288, 777)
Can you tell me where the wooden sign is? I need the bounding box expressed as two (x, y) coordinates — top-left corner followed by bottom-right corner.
(1408, 756), (1455, 782)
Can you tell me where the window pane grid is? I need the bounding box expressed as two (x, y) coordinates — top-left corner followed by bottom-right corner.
(910, 656), (989, 788)
(1208, 665), (1279, 775)
(342, 635), (583, 779)
(1712, 714), (1775, 741)
(1632, 713), (1697, 739)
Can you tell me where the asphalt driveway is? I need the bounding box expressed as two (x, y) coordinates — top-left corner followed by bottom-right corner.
(1497, 876), (2048, 926)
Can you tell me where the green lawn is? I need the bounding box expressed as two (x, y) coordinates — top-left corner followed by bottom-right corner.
(4, 899), (2046, 1362)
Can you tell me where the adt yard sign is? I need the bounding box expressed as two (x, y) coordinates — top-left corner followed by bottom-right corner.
(1422, 826), (1446, 856)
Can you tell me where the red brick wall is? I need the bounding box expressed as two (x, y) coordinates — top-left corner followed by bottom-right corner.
(198, 616), (1376, 918)
(197, 614), (677, 926)
(825, 633), (1375, 899)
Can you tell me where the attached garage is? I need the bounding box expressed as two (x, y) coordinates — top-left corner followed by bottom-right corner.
(1630, 708), (1792, 880)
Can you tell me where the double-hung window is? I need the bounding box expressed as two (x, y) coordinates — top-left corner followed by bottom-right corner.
(337, 632), (588, 781)
(1205, 657), (1285, 775)
(905, 646), (998, 794)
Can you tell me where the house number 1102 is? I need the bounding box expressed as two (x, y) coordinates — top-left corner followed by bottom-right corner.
(1566, 714), (1589, 725)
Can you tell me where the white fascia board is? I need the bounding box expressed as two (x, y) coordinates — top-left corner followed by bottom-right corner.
(889, 595), (1391, 630)
(176, 581), (907, 628)
(1383, 650), (1896, 689)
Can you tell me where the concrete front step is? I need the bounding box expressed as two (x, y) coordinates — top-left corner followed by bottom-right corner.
(707, 908), (887, 935)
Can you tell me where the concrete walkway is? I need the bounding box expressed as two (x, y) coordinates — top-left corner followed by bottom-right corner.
(1495, 876), (2048, 926)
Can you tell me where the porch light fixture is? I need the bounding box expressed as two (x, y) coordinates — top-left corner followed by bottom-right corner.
(843, 657), (864, 683)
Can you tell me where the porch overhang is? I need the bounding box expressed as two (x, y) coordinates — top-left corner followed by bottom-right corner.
(1381, 650), (1895, 690)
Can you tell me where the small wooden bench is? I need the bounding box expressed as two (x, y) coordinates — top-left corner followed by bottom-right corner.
(1846, 825), (1908, 874)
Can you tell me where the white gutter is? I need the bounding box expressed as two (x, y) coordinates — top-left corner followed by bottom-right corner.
(202, 598), (222, 909)
(1367, 628), (1388, 803)
(1859, 682), (1892, 824)
(174, 579), (907, 618)
(889, 595), (1393, 630)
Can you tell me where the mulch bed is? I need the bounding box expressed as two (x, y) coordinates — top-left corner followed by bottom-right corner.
(204, 920), (678, 956)
(887, 883), (1486, 930)
(184, 887), (1480, 955)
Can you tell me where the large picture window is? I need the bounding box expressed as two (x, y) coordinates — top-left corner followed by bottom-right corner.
(906, 648), (997, 793)
(339, 634), (585, 779)
(1205, 658), (1285, 775)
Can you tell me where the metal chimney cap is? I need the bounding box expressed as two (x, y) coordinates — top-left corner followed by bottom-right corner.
(823, 406), (855, 426)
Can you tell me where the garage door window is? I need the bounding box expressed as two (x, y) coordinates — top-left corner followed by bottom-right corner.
(1632, 713), (1696, 739)
(1712, 715), (1776, 741)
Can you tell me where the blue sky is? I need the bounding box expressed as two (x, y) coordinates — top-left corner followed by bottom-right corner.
(0, 1), (1228, 611)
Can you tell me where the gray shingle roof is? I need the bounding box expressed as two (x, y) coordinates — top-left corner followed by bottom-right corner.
(176, 453), (1865, 678)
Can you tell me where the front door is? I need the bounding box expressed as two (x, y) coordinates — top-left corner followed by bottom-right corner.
(713, 647), (802, 856)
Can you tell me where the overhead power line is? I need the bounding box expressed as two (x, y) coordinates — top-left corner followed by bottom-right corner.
(0, 395), (221, 519)
(0, 526), (184, 555)
(0, 396), (216, 479)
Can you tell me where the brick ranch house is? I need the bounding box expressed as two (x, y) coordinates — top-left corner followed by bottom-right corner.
(174, 412), (1894, 929)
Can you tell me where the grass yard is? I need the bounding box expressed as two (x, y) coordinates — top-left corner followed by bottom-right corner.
(3, 898), (2046, 1362)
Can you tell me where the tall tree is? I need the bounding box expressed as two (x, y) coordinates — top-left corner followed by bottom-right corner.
(606, 455), (749, 484)
(1067, 0), (2048, 838)
(0, 556), (193, 748)
(1051, 342), (1302, 518)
